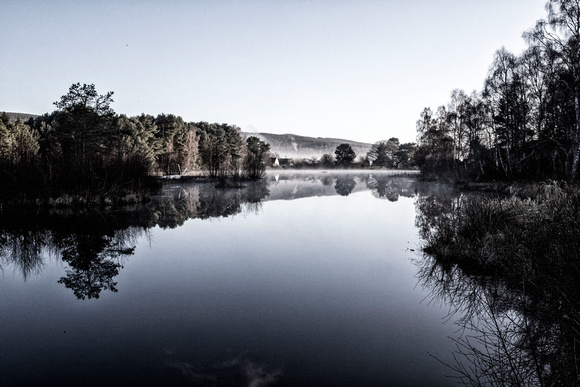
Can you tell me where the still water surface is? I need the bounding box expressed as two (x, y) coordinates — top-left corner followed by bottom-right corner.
(0, 171), (460, 386)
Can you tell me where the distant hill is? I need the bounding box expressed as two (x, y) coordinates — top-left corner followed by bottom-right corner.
(1, 112), (39, 122)
(242, 132), (372, 159)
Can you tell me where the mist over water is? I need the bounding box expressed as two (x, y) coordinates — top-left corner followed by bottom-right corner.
(0, 171), (459, 386)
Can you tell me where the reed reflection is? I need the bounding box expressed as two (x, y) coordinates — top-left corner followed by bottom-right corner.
(415, 184), (580, 386)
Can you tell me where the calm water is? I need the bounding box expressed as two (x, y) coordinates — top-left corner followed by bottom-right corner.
(0, 171), (461, 386)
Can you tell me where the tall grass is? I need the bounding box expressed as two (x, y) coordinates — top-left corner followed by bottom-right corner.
(418, 181), (580, 386)
(422, 182), (580, 278)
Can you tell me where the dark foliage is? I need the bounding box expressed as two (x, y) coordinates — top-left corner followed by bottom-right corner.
(0, 83), (267, 206)
(244, 136), (270, 180)
(334, 143), (356, 167)
(416, 182), (580, 385)
(416, 1), (580, 182)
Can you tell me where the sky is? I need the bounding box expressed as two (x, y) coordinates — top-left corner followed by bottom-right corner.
(1, 0), (548, 144)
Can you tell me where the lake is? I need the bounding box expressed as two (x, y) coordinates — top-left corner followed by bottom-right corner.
(0, 171), (464, 386)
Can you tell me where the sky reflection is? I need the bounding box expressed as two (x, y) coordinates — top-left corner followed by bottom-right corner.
(0, 174), (458, 386)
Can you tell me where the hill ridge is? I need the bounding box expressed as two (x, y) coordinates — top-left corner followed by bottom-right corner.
(242, 131), (372, 159)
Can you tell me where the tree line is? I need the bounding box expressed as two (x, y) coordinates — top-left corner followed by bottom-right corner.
(0, 83), (271, 204)
(277, 139), (417, 169)
(416, 0), (580, 181)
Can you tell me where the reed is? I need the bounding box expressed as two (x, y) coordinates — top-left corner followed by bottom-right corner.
(418, 181), (580, 385)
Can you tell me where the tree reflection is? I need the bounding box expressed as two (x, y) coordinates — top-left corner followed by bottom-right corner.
(334, 175), (356, 196)
(0, 228), (48, 280)
(366, 175), (418, 201)
(150, 180), (270, 227)
(0, 180), (271, 299)
(1, 174), (423, 300)
(0, 209), (144, 299)
(56, 233), (136, 300)
(415, 187), (580, 386)
(320, 175), (335, 186)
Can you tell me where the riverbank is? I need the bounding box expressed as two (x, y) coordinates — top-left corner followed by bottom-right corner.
(422, 180), (580, 268)
(0, 172), (267, 210)
(416, 180), (580, 385)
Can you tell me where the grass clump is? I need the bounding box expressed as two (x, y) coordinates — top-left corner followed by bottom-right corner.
(423, 181), (580, 277)
(417, 181), (580, 386)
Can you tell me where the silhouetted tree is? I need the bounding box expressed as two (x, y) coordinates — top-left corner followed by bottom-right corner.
(419, 1), (580, 182)
(154, 114), (199, 175)
(53, 83), (115, 165)
(244, 136), (270, 180)
(395, 142), (417, 169)
(116, 114), (159, 169)
(0, 112), (9, 126)
(525, 0), (580, 180)
(197, 122), (243, 179)
(415, 107), (454, 179)
(334, 143), (356, 167)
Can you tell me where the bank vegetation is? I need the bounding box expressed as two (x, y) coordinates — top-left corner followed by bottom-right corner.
(0, 83), (271, 207)
(415, 0), (580, 183)
(417, 180), (580, 385)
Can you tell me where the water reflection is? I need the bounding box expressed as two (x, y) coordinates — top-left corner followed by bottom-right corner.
(150, 179), (270, 228)
(366, 174), (413, 201)
(56, 232), (134, 300)
(0, 210), (144, 299)
(166, 355), (281, 386)
(334, 175), (356, 196)
(0, 172), (420, 299)
(267, 170), (418, 201)
(414, 188), (580, 386)
(1, 171), (463, 386)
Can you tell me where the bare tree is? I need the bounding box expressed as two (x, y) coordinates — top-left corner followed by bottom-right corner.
(525, 0), (580, 180)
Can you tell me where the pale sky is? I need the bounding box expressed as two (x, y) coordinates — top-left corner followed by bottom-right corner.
(1, 0), (547, 144)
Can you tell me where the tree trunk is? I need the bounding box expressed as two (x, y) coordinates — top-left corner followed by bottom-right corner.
(572, 87), (580, 181)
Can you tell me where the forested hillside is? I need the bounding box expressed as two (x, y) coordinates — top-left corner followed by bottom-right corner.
(4, 112), (38, 122)
(243, 132), (372, 159)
